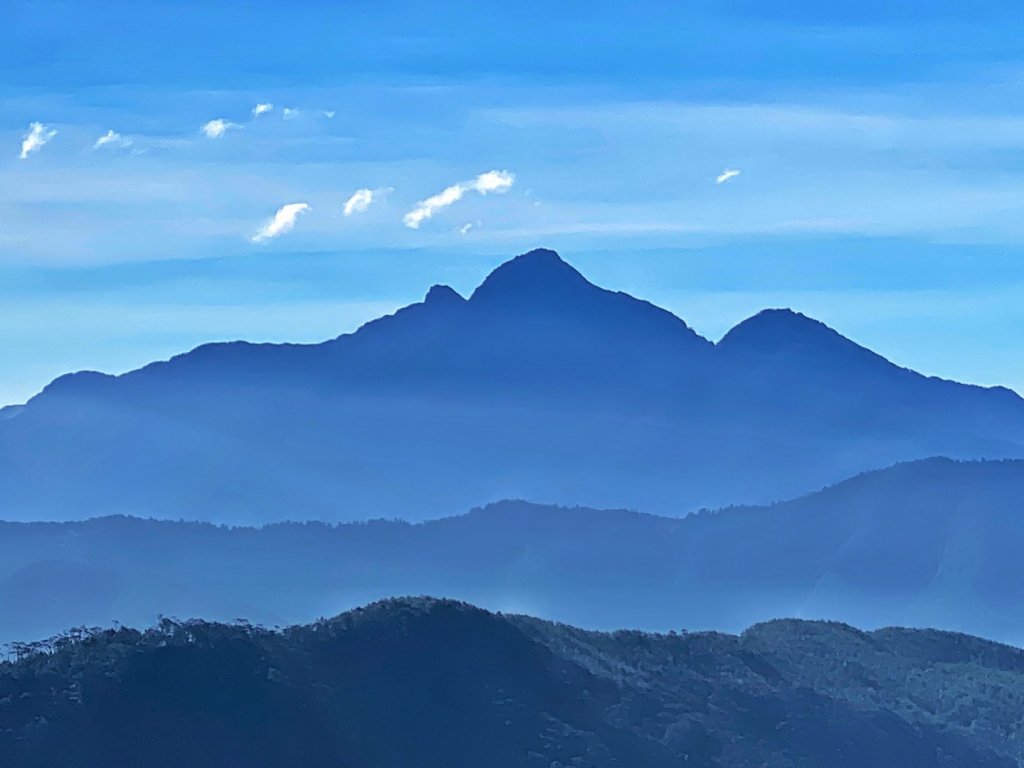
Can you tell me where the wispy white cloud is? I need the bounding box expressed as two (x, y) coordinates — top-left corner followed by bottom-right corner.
(343, 188), (379, 216)
(323, 110), (336, 119)
(93, 130), (133, 150)
(19, 122), (57, 160)
(459, 222), (478, 235)
(251, 202), (311, 243)
(716, 168), (741, 184)
(201, 119), (240, 139)
(252, 103), (274, 117)
(473, 170), (516, 193)
(403, 185), (464, 230)
(403, 170), (515, 229)
(282, 108), (300, 121)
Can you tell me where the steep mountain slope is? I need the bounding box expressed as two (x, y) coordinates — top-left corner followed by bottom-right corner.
(3, 458), (1024, 646)
(3, 598), (1023, 768)
(1, 248), (1022, 522)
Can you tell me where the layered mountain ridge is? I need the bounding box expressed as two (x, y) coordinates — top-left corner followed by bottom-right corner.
(4, 456), (1024, 647)
(2, 248), (1022, 522)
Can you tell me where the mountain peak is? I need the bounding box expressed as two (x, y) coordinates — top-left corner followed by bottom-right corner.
(719, 309), (845, 352)
(717, 308), (898, 375)
(469, 248), (592, 305)
(424, 284), (465, 305)
(503, 247), (569, 269)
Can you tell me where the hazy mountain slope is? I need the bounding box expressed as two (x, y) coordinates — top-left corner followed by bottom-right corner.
(1, 248), (1022, 523)
(3, 458), (1024, 646)
(3, 598), (1022, 768)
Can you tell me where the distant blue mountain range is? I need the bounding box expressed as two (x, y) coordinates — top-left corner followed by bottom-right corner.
(2, 248), (1022, 522)
(3, 457), (1024, 647)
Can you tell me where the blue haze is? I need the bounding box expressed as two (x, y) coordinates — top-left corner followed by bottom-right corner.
(2, 249), (1022, 524)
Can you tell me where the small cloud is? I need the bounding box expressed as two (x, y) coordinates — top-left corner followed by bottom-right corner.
(252, 102), (274, 117)
(715, 168), (741, 184)
(473, 170), (515, 193)
(459, 222), (478, 235)
(403, 184), (463, 230)
(19, 122), (57, 160)
(93, 129), (133, 150)
(343, 188), (378, 216)
(403, 169), (515, 229)
(201, 119), (240, 139)
(251, 202), (311, 243)
(282, 108), (300, 120)
(323, 110), (336, 119)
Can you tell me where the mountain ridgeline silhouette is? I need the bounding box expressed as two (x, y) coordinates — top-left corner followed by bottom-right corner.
(1, 248), (1022, 522)
(5, 597), (1024, 768)
(4, 457), (1024, 647)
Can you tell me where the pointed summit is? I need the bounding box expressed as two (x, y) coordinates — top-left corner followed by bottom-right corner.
(719, 309), (842, 354)
(717, 308), (897, 375)
(463, 248), (712, 353)
(424, 284), (465, 306)
(469, 248), (593, 305)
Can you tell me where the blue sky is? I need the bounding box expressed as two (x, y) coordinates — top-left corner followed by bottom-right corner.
(2, 0), (1024, 404)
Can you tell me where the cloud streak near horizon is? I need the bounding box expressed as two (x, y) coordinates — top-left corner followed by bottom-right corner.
(403, 170), (515, 229)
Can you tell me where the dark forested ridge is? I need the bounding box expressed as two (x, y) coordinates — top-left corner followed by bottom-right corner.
(4, 457), (1024, 647)
(2, 249), (1022, 523)
(3, 597), (1024, 768)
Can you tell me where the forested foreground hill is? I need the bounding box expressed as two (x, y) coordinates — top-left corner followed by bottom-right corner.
(3, 598), (1024, 768)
